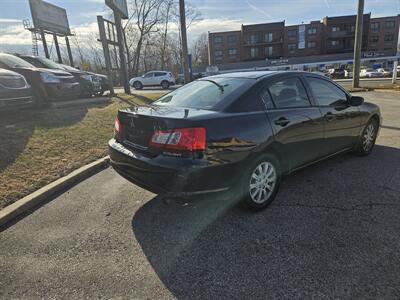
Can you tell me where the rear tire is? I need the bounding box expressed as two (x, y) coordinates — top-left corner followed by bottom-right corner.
(241, 154), (281, 212)
(133, 81), (143, 90)
(161, 80), (170, 89)
(353, 118), (379, 156)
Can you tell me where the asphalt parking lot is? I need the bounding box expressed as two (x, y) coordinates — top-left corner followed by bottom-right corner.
(1, 90), (399, 299)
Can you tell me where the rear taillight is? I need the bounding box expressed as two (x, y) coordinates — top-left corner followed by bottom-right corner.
(150, 127), (206, 151)
(114, 117), (123, 139)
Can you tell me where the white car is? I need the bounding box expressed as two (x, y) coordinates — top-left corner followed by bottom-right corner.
(344, 70), (353, 78)
(377, 68), (392, 77)
(360, 68), (382, 78)
(129, 71), (175, 90)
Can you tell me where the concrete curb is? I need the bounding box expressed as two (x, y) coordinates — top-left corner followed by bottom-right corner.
(0, 156), (110, 227)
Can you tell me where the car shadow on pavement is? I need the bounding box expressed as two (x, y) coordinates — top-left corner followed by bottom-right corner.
(132, 144), (400, 299)
(0, 103), (107, 172)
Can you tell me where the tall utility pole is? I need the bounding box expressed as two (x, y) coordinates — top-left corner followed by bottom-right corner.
(179, 0), (190, 84)
(352, 0), (364, 88)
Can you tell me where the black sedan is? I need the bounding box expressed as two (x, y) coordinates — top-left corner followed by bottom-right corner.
(0, 68), (33, 110)
(109, 71), (380, 211)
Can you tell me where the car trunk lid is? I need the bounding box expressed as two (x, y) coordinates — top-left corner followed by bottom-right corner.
(117, 105), (215, 155)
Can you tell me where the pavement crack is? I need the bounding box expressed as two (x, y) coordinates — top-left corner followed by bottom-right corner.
(274, 202), (400, 212)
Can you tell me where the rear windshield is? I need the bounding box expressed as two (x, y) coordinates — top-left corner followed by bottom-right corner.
(0, 54), (35, 68)
(153, 77), (252, 110)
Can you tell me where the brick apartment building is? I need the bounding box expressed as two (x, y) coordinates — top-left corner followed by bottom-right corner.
(207, 14), (400, 66)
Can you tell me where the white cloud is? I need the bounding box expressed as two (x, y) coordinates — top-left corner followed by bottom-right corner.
(0, 18), (21, 23)
(0, 24), (31, 46)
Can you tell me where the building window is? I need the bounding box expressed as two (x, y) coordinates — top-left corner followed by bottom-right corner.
(332, 26), (340, 32)
(265, 46), (273, 57)
(369, 35), (379, 43)
(384, 34), (394, 42)
(386, 20), (395, 29)
(287, 29), (297, 37)
(228, 35), (237, 44)
(307, 28), (317, 35)
(265, 32), (273, 43)
(287, 43), (296, 50)
(214, 36), (223, 44)
(249, 35), (258, 44)
(370, 22), (380, 31)
(350, 25), (355, 32)
(307, 41), (316, 48)
(228, 48), (237, 56)
(331, 40), (339, 46)
(250, 47), (259, 58)
(214, 50), (223, 60)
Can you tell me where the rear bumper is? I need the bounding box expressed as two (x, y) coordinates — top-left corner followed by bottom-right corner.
(108, 139), (232, 196)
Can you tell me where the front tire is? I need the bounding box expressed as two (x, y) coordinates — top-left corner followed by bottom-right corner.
(161, 80), (170, 89)
(241, 154), (281, 211)
(353, 118), (378, 156)
(133, 81), (143, 90)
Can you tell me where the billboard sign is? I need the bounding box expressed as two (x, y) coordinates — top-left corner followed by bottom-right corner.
(105, 0), (128, 19)
(298, 25), (305, 49)
(29, 0), (70, 35)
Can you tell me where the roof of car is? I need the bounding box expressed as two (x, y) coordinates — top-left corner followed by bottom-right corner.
(206, 71), (306, 80)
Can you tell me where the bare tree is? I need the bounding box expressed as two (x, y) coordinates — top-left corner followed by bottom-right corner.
(191, 33), (208, 67)
(160, 0), (174, 70)
(125, 0), (163, 76)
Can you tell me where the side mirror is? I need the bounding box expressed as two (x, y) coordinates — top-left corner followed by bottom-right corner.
(349, 95), (364, 106)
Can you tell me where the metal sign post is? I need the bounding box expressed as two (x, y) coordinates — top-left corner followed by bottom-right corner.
(114, 13), (130, 94)
(53, 34), (62, 63)
(104, 0), (130, 94)
(97, 16), (115, 96)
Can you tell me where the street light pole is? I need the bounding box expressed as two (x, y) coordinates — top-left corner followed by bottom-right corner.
(179, 0), (190, 84)
(352, 0), (364, 88)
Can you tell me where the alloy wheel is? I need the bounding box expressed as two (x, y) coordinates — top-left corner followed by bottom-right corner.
(363, 122), (376, 152)
(249, 162), (277, 204)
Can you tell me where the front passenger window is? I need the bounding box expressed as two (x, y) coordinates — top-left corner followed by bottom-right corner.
(269, 77), (311, 108)
(307, 77), (347, 106)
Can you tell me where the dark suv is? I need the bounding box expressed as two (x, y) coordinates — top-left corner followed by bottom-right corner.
(19, 55), (97, 98)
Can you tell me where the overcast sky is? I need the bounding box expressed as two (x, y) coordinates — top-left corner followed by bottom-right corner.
(0, 0), (399, 53)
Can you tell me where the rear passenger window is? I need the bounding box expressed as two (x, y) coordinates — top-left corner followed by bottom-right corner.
(155, 72), (165, 77)
(307, 77), (348, 106)
(268, 77), (311, 108)
(229, 92), (265, 112)
(260, 88), (275, 109)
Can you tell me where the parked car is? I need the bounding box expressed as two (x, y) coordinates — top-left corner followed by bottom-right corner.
(0, 53), (80, 104)
(0, 68), (33, 110)
(311, 71), (332, 79)
(344, 69), (353, 78)
(57, 63), (102, 97)
(376, 68), (392, 77)
(87, 72), (110, 96)
(328, 68), (345, 79)
(19, 55), (97, 98)
(360, 68), (382, 78)
(129, 71), (175, 90)
(109, 71), (380, 211)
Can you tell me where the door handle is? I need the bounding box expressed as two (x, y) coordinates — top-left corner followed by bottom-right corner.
(274, 117), (290, 127)
(325, 112), (335, 122)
